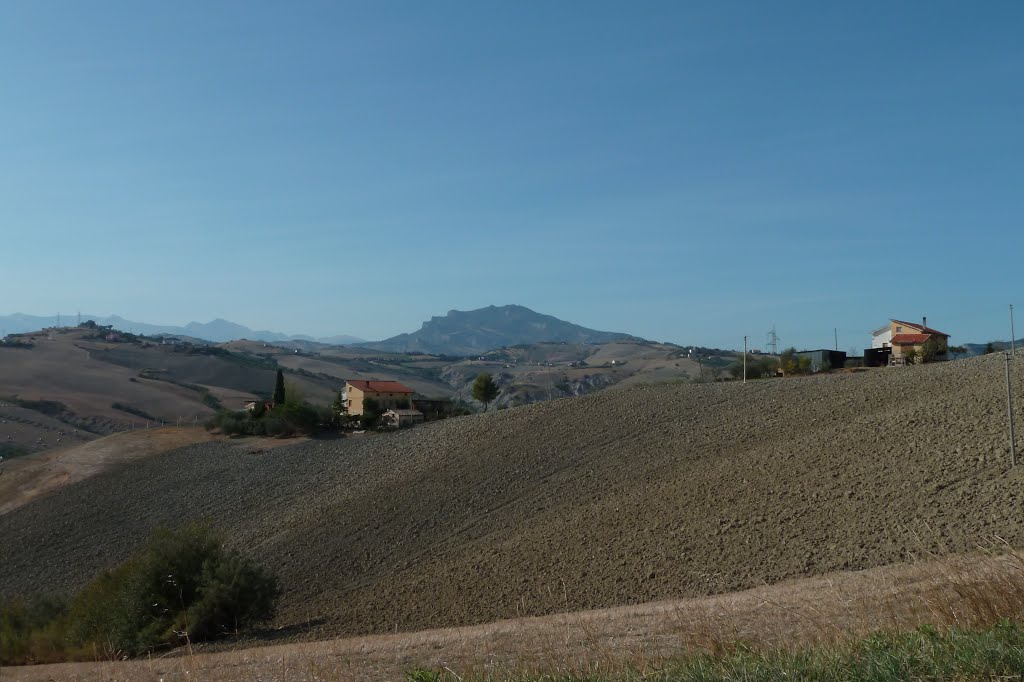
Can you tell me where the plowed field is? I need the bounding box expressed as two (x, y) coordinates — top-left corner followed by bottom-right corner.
(2, 354), (1023, 641)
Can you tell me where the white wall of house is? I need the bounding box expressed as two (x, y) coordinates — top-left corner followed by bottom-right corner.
(871, 326), (892, 349)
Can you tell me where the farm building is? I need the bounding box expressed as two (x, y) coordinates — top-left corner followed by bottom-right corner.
(344, 380), (414, 415)
(794, 349), (847, 372)
(866, 318), (950, 366)
(412, 398), (454, 421)
(382, 408), (425, 429)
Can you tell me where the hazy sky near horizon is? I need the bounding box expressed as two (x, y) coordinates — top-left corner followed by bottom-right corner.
(2, 2), (1022, 350)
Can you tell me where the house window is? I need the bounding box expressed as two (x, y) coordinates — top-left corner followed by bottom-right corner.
(896, 326), (902, 332)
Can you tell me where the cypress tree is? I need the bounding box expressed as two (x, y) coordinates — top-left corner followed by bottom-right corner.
(273, 369), (286, 404)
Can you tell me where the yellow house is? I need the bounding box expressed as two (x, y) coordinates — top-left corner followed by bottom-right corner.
(887, 319), (950, 362)
(344, 380), (414, 415)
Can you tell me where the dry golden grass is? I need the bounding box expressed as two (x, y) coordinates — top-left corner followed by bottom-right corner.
(0, 428), (215, 515)
(6, 548), (1024, 681)
(0, 331), (214, 424)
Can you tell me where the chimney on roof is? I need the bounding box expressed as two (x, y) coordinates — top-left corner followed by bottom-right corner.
(923, 316), (927, 328)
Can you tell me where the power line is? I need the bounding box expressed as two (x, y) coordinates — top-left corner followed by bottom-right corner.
(766, 326), (780, 356)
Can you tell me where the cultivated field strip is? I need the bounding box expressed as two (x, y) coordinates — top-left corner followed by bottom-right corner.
(1, 354), (1023, 641)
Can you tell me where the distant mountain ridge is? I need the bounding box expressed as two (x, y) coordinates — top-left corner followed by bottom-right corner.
(359, 304), (644, 356)
(0, 313), (364, 345)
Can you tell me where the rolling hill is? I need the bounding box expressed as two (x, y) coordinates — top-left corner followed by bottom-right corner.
(2, 354), (1022, 641)
(0, 327), (342, 455)
(227, 337), (725, 409)
(0, 313), (364, 345)
(0, 325), (727, 460)
(359, 304), (644, 355)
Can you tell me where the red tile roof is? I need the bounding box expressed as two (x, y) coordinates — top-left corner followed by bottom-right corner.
(346, 380), (413, 394)
(891, 333), (932, 345)
(891, 320), (950, 337)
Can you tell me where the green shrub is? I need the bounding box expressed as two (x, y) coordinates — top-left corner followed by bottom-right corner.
(111, 402), (157, 420)
(204, 411), (226, 430)
(727, 354), (780, 380)
(0, 595), (68, 665)
(184, 552), (278, 641)
(2, 525), (276, 663)
(361, 398), (382, 429)
(261, 416), (293, 437)
(217, 415), (245, 435)
(205, 401), (331, 438)
(66, 524), (278, 658)
(7, 397), (67, 417)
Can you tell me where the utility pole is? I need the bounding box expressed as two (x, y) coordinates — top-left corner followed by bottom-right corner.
(834, 328), (838, 352)
(743, 336), (747, 383)
(1011, 304), (1016, 357)
(1007, 352), (1017, 467)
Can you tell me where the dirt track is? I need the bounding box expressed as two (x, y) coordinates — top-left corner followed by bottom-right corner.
(2, 354), (1024, 640)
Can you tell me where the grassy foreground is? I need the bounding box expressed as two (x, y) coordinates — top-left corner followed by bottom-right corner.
(408, 621), (1024, 682)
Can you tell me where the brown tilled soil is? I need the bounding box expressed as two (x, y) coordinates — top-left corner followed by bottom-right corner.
(0, 428), (216, 515)
(7, 551), (1024, 681)
(2, 355), (1024, 642)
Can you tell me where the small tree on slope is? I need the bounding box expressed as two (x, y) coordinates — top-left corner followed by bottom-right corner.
(472, 372), (500, 411)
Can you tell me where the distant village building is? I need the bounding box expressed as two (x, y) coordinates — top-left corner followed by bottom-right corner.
(382, 408), (425, 429)
(344, 380), (414, 415)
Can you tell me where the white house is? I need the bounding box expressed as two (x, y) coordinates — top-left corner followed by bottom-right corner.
(871, 325), (892, 349)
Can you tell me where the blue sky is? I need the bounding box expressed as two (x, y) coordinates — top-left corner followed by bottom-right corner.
(2, 2), (1022, 350)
